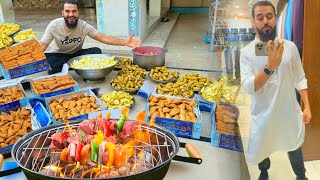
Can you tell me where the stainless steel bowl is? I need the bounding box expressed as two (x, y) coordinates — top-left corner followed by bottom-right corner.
(132, 46), (166, 70)
(67, 54), (117, 83)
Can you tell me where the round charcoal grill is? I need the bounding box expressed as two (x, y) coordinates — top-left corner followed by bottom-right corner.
(11, 120), (201, 180)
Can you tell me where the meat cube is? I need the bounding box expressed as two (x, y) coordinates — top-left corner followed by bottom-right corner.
(79, 119), (95, 135)
(119, 121), (139, 138)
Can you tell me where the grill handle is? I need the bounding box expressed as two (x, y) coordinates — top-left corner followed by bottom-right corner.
(173, 143), (203, 164)
(0, 154), (22, 177)
(0, 154), (3, 169)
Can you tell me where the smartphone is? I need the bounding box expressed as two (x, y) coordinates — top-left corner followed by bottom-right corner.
(255, 42), (268, 56)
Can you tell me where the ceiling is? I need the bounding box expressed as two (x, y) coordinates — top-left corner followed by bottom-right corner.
(220, 0), (278, 19)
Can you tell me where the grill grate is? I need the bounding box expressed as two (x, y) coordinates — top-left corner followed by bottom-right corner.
(14, 121), (178, 179)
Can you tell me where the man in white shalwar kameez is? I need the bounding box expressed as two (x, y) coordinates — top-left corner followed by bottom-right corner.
(240, 1), (311, 180)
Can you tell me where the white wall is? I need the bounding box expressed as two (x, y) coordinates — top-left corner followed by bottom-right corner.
(0, 0), (15, 23)
(140, 0), (147, 40)
(102, 0), (129, 36)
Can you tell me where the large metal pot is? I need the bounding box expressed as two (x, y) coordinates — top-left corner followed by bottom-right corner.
(67, 54), (117, 83)
(132, 46), (166, 70)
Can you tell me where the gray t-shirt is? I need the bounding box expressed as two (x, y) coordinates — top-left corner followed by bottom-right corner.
(41, 18), (98, 54)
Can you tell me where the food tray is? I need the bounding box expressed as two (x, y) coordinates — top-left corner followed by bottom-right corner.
(12, 28), (36, 43)
(145, 94), (202, 139)
(110, 82), (140, 94)
(30, 74), (80, 98)
(0, 83), (29, 113)
(148, 72), (179, 83)
(211, 102), (242, 152)
(44, 89), (106, 124)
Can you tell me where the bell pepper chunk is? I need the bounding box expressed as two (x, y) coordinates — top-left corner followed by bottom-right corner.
(105, 142), (116, 167)
(75, 142), (84, 162)
(90, 140), (99, 163)
(92, 130), (104, 145)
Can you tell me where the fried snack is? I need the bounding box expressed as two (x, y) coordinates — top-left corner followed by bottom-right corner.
(118, 65), (147, 77)
(215, 103), (239, 136)
(111, 75), (144, 91)
(157, 82), (194, 98)
(31, 75), (76, 94)
(99, 91), (134, 109)
(148, 95), (198, 122)
(115, 57), (132, 69)
(49, 95), (103, 121)
(0, 23), (20, 36)
(13, 29), (36, 43)
(0, 39), (46, 70)
(0, 86), (25, 105)
(0, 107), (32, 148)
(177, 73), (210, 91)
(149, 66), (179, 82)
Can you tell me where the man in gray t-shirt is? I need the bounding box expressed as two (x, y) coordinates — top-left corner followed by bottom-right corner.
(39, 0), (142, 74)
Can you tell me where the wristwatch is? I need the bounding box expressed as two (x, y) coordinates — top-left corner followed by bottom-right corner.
(264, 65), (274, 75)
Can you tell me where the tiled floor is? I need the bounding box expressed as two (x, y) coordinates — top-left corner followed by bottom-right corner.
(9, 8), (320, 180)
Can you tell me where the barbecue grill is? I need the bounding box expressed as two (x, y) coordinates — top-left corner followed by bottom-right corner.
(11, 120), (202, 180)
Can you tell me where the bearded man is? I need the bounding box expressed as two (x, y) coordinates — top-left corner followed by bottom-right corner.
(240, 1), (311, 180)
(39, 0), (142, 74)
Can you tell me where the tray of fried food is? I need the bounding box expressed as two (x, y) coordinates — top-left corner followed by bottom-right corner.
(13, 29), (36, 43)
(0, 39), (45, 70)
(110, 74), (144, 94)
(156, 82), (194, 99)
(199, 76), (233, 104)
(148, 66), (179, 83)
(118, 64), (147, 77)
(215, 102), (240, 136)
(0, 35), (13, 49)
(49, 94), (103, 122)
(0, 107), (32, 148)
(0, 85), (25, 105)
(31, 74), (77, 95)
(0, 23), (21, 36)
(99, 91), (134, 109)
(176, 73), (211, 92)
(148, 95), (198, 122)
(114, 56), (132, 69)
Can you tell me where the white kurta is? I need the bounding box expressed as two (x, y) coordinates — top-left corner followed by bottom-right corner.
(240, 38), (307, 164)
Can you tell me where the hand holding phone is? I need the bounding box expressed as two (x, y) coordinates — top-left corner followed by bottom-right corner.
(266, 40), (284, 71)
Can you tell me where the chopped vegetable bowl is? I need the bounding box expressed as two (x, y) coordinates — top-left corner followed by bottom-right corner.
(200, 76), (234, 103)
(70, 55), (117, 70)
(99, 91), (134, 109)
(67, 54), (118, 82)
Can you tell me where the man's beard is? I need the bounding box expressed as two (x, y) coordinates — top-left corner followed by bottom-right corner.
(257, 25), (276, 42)
(64, 17), (78, 29)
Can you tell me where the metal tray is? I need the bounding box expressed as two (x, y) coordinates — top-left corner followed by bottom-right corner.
(0, 23), (21, 36)
(199, 86), (215, 104)
(12, 29), (35, 43)
(110, 82), (140, 94)
(148, 72), (179, 83)
(114, 56), (133, 70)
(0, 36), (14, 50)
(156, 88), (195, 99)
(101, 96), (135, 110)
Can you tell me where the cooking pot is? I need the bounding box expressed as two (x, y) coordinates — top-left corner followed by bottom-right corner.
(132, 46), (167, 70)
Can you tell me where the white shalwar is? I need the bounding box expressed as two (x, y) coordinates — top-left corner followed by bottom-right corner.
(240, 38), (307, 164)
